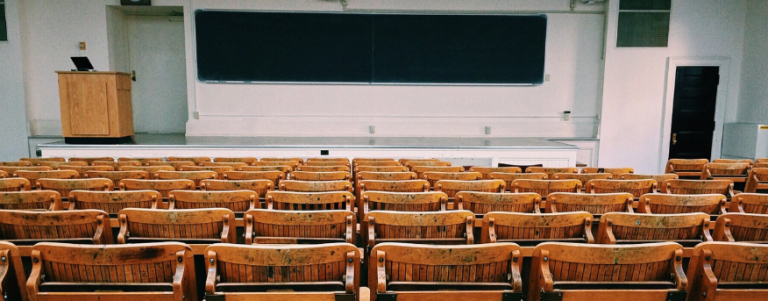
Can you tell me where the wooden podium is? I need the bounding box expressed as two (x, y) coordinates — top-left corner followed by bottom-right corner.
(56, 71), (134, 144)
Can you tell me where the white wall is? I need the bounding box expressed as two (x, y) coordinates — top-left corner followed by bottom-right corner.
(598, 0), (747, 173)
(0, 0), (30, 160)
(186, 0), (606, 138)
(738, 0), (768, 124)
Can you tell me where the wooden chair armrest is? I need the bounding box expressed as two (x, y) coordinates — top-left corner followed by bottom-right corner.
(713, 218), (734, 242)
(220, 214), (232, 243)
(172, 251), (187, 297)
(538, 250), (554, 292)
(718, 199), (728, 215)
(509, 250), (523, 292)
(602, 217), (616, 244)
(205, 251), (218, 294)
(584, 217), (595, 244)
(456, 195), (464, 210)
(672, 249), (688, 291)
(533, 199), (542, 214)
(465, 216), (475, 244)
(701, 219), (713, 242)
(625, 198), (635, 213)
(27, 250), (42, 298)
(440, 196), (447, 211)
(117, 214), (129, 244)
(367, 217), (376, 252)
(345, 251), (355, 294)
(93, 214), (108, 244)
(345, 215), (355, 244)
(376, 251), (387, 293)
(244, 214), (254, 245)
(487, 217), (497, 243)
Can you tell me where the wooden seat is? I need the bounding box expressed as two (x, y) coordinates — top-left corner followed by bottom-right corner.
(0, 209), (112, 245)
(359, 180), (429, 219)
(435, 180), (505, 202)
(744, 167), (768, 193)
(364, 211), (475, 253)
(713, 213), (768, 243)
(546, 192), (634, 214)
(178, 166), (233, 179)
(58, 165), (115, 175)
(155, 170), (217, 188)
(620, 173), (679, 191)
(353, 160), (400, 167)
(117, 208), (236, 244)
(666, 158), (709, 178)
(241, 165), (293, 174)
(117, 157), (163, 165)
(260, 157), (304, 164)
(489, 172), (548, 191)
(69, 157), (115, 165)
(404, 161), (452, 170)
(701, 163), (751, 186)
(118, 165), (175, 173)
(119, 179), (195, 199)
(14, 170), (79, 188)
(36, 178), (113, 200)
(213, 157), (258, 165)
(355, 172), (416, 199)
(353, 157), (396, 164)
(266, 191), (354, 211)
(597, 212), (711, 247)
(244, 209), (356, 244)
(205, 243), (359, 301)
(511, 179), (581, 199)
(0, 178), (31, 192)
(481, 211), (594, 245)
(224, 171), (284, 187)
(529, 242), (686, 301)
(662, 179), (735, 198)
(361, 192), (447, 223)
(553, 173), (613, 185)
(166, 156), (211, 165)
(32, 161), (87, 169)
(291, 171), (351, 181)
(252, 160), (300, 169)
(398, 158), (441, 164)
(729, 193), (768, 213)
(456, 191), (541, 214)
(354, 165), (409, 173)
(0, 170), (6, 178)
(467, 166), (522, 179)
(526, 167), (578, 178)
(754, 163), (768, 168)
(83, 170), (149, 187)
(20, 157), (66, 164)
(304, 161), (352, 167)
(148, 160), (196, 169)
(637, 193), (727, 215)
(296, 165), (351, 172)
(306, 157), (350, 163)
(69, 190), (162, 213)
(169, 190), (257, 213)
(0, 161), (31, 167)
(410, 166), (463, 179)
(92, 160), (141, 170)
(585, 179), (657, 198)
(201, 179), (274, 197)
(0, 166), (52, 175)
(200, 161), (250, 169)
(0, 241), (27, 301)
(687, 242), (768, 301)
(0, 191), (62, 211)
(280, 180), (353, 192)
(712, 158), (754, 165)
(424, 172), (482, 188)
(28, 242), (196, 301)
(581, 167), (634, 177)
(370, 243), (523, 301)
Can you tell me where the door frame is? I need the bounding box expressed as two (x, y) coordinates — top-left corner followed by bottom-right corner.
(658, 57), (730, 173)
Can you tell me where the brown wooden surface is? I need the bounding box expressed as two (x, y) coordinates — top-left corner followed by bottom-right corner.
(213, 157), (258, 165)
(0, 166), (52, 175)
(581, 167), (634, 177)
(663, 179), (735, 198)
(0, 191), (62, 210)
(365, 211), (475, 250)
(597, 212), (711, 244)
(585, 179), (657, 198)
(69, 157), (115, 165)
(353, 160), (400, 167)
(58, 165), (115, 175)
(117, 157), (163, 164)
(266, 191), (354, 211)
(702, 163), (751, 184)
(0, 241), (27, 301)
(435, 180), (505, 199)
(252, 161), (300, 169)
(165, 157), (211, 165)
(552, 173), (613, 185)
(355, 166), (409, 173)
(745, 168), (768, 193)
(292, 171), (351, 181)
(687, 242), (768, 301)
(410, 166), (463, 179)
(15, 171), (80, 186)
(512, 179), (581, 198)
(0, 178), (31, 192)
(638, 193), (727, 215)
(620, 173), (679, 189)
(57, 72), (133, 138)
(297, 165), (351, 172)
(34, 161), (87, 169)
(155, 170), (217, 188)
(201, 179), (274, 197)
(456, 191), (541, 214)
(147, 161), (195, 169)
(84, 170), (149, 187)
(20, 158), (66, 164)
(481, 211), (593, 244)
(260, 157), (303, 164)
(92, 160), (141, 170)
(304, 161), (352, 167)
(712, 159), (754, 165)
(546, 192), (634, 214)
(178, 166), (233, 179)
(424, 172), (482, 188)
(224, 171), (284, 187)
(489, 172), (548, 191)
(712, 213), (768, 242)
(0, 161), (32, 167)
(169, 190), (256, 212)
(0, 170), (6, 178)
(526, 167), (578, 178)
(0, 209), (112, 244)
(119, 179), (194, 198)
(280, 180), (353, 192)
(729, 193), (768, 213)
(244, 209), (355, 244)
(404, 161), (452, 171)
(69, 190), (161, 213)
(118, 166), (175, 173)
(117, 208), (236, 244)
(361, 191), (447, 222)
(355, 172), (417, 199)
(467, 167), (522, 179)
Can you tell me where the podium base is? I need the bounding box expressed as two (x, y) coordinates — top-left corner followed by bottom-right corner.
(64, 136), (134, 145)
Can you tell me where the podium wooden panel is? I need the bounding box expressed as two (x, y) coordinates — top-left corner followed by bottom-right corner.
(56, 71), (134, 143)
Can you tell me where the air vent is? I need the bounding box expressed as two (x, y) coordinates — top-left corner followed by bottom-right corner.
(617, 0), (671, 47)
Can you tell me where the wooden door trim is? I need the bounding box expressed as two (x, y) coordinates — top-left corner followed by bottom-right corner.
(659, 57), (730, 173)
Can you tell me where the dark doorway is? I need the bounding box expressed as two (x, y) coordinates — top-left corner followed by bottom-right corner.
(668, 66), (719, 159)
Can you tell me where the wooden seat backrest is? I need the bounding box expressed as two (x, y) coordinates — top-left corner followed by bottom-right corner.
(201, 179), (274, 196)
(620, 173), (679, 187)
(758, 163), (768, 168)
(117, 208), (236, 244)
(361, 191), (447, 220)
(296, 165), (351, 172)
(119, 179), (194, 198)
(357, 172), (416, 181)
(280, 180), (353, 192)
(729, 193), (768, 213)
(713, 213), (768, 243)
(169, 190), (256, 212)
(200, 161), (250, 170)
(745, 167), (768, 193)
(0, 161), (31, 167)
(435, 179), (505, 199)
(92, 160), (141, 170)
(224, 171), (284, 187)
(405, 161), (452, 171)
(687, 242), (768, 301)
(467, 167), (523, 179)
(355, 166), (409, 173)
(365, 211), (475, 248)
(0, 241), (27, 301)
(59, 165), (115, 175)
(526, 167), (578, 178)
(251, 161), (300, 169)
(118, 165), (175, 173)
(266, 191), (354, 211)
(0, 178), (31, 192)
(712, 158), (754, 165)
(84, 170), (149, 187)
(410, 166), (463, 178)
(32, 161), (88, 170)
(244, 209), (356, 244)
(585, 179), (657, 198)
(205, 243), (359, 300)
(597, 212), (711, 245)
(148, 160), (196, 169)
(15, 170), (79, 186)
(68, 157), (115, 165)
(481, 211), (594, 244)
(581, 167), (634, 177)
(529, 242), (685, 301)
(260, 157), (304, 164)
(663, 179), (734, 197)
(424, 172), (482, 188)
(0, 191), (62, 210)
(756, 158), (768, 164)
(28, 242), (196, 301)
(117, 157), (163, 164)
(489, 172), (548, 191)
(0, 209), (112, 244)
(552, 173), (613, 184)
(303, 161), (352, 167)
(291, 171), (351, 181)
(546, 192), (634, 214)
(666, 158), (709, 174)
(353, 160), (400, 167)
(177, 166), (232, 179)
(36, 178), (113, 198)
(456, 191), (541, 214)
(69, 190), (162, 213)
(637, 193), (727, 214)
(20, 157), (66, 164)
(397, 158), (441, 164)
(370, 242), (523, 301)
(702, 163), (751, 180)
(306, 157), (350, 163)
(0, 170), (5, 178)
(155, 170), (217, 188)
(213, 157), (258, 165)
(166, 156), (211, 165)
(512, 179), (581, 197)
(0, 166), (52, 175)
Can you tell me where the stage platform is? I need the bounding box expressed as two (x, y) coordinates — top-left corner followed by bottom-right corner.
(38, 134), (579, 167)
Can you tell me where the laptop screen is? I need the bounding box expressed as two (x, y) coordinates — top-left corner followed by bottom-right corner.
(71, 57), (94, 71)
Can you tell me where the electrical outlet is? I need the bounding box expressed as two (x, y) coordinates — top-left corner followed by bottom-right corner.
(545, 74), (550, 82)
(485, 126), (491, 135)
(78, 42), (86, 50)
(193, 111), (200, 119)
(369, 126), (375, 134)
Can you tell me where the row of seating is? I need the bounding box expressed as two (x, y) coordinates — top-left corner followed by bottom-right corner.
(0, 240), (764, 301)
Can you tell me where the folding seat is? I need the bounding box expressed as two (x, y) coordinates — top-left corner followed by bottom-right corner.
(266, 191), (354, 211)
(155, 170), (217, 188)
(58, 165), (114, 175)
(213, 157), (258, 165)
(291, 171), (351, 181)
(280, 180), (353, 192)
(455, 191), (541, 215)
(467, 166), (522, 179)
(744, 167), (768, 193)
(225, 170), (284, 187)
(597, 212), (712, 246)
(424, 172), (482, 188)
(581, 167), (634, 177)
(637, 193), (727, 215)
(489, 172), (547, 191)
(68, 157), (115, 165)
(662, 179), (734, 198)
(0, 178), (31, 192)
(0, 241), (26, 301)
(585, 179), (657, 198)
(69, 190), (162, 213)
(687, 242), (768, 301)
(117, 208), (236, 244)
(36, 178), (113, 201)
(546, 192), (635, 215)
(713, 213), (768, 243)
(481, 211), (594, 245)
(511, 179), (581, 200)
(244, 209), (356, 244)
(296, 165), (351, 172)
(410, 165), (463, 179)
(84, 170), (149, 187)
(666, 158), (709, 178)
(177, 166), (234, 179)
(148, 160), (195, 170)
(0, 191), (62, 210)
(526, 166), (578, 178)
(435, 179), (505, 203)
(169, 190), (257, 214)
(92, 160), (141, 170)
(728, 193), (768, 213)
(364, 210), (476, 252)
(0, 209), (112, 244)
(15, 170), (79, 188)
(166, 156), (211, 165)
(119, 179), (195, 200)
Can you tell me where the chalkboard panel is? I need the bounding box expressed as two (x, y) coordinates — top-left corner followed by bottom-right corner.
(195, 11), (547, 85)
(196, 11), (372, 82)
(372, 14), (546, 84)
